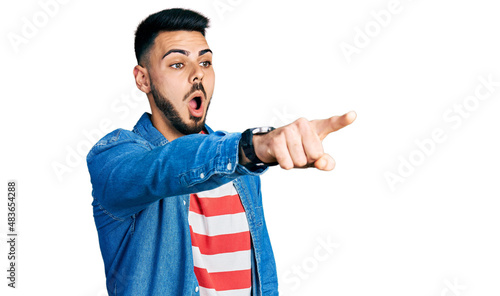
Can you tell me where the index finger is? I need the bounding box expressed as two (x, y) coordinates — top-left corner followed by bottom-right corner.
(311, 111), (357, 140)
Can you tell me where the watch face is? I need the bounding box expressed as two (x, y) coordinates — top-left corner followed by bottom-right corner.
(252, 127), (275, 135)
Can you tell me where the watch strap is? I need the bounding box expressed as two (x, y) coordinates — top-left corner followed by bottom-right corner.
(240, 127), (278, 169)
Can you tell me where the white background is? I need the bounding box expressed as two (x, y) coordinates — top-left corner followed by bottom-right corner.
(1, 0), (499, 295)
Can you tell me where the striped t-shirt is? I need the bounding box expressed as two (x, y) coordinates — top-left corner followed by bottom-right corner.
(188, 181), (252, 296)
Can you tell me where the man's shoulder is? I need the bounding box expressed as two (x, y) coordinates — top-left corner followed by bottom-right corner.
(97, 128), (148, 146)
(86, 128), (150, 161)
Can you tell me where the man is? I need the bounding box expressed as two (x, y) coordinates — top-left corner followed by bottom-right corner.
(87, 8), (356, 296)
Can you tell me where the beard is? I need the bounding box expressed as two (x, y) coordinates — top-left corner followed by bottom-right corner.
(150, 81), (211, 135)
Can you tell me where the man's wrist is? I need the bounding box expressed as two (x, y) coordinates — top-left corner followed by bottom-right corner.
(239, 143), (252, 166)
(238, 127), (278, 170)
(238, 129), (260, 170)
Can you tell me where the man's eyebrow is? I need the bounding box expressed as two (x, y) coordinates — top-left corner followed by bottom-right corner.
(162, 49), (190, 59)
(199, 49), (213, 56)
(162, 49), (212, 60)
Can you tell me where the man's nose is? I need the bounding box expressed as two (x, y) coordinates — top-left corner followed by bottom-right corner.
(190, 64), (204, 83)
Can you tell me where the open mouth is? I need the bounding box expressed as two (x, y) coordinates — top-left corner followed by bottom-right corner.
(190, 96), (202, 110)
(188, 95), (204, 118)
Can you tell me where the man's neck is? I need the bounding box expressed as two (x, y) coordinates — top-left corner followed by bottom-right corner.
(150, 109), (185, 142)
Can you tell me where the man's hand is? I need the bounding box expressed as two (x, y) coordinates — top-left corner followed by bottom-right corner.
(247, 111), (356, 171)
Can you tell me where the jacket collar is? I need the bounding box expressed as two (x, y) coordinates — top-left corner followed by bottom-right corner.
(132, 112), (213, 147)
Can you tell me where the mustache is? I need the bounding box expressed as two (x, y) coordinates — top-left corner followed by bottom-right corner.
(183, 83), (207, 101)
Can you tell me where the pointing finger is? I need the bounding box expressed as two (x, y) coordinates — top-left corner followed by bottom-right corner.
(311, 111), (357, 140)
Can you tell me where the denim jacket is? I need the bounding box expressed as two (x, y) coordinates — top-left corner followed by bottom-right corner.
(87, 113), (279, 296)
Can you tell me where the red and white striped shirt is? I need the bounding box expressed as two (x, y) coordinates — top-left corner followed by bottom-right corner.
(189, 181), (252, 296)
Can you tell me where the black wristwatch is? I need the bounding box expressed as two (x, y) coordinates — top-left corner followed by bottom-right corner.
(240, 127), (278, 169)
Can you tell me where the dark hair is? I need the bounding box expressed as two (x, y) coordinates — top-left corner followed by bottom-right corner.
(134, 8), (210, 66)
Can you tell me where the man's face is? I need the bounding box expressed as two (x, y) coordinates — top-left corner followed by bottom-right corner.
(146, 31), (215, 135)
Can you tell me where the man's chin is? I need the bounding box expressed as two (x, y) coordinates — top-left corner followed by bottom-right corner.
(177, 116), (206, 135)
(187, 124), (203, 134)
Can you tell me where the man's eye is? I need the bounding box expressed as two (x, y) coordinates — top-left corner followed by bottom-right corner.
(170, 63), (184, 69)
(200, 61), (212, 67)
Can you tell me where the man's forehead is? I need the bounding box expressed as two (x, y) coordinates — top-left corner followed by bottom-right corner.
(153, 31), (209, 54)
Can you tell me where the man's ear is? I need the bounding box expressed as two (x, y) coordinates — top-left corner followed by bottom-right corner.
(133, 65), (151, 94)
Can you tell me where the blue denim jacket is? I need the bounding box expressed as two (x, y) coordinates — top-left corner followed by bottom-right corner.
(87, 113), (279, 296)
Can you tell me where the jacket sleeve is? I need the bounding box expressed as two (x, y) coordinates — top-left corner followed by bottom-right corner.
(86, 128), (266, 218)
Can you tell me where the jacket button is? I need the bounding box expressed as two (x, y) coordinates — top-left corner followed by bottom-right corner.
(227, 162), (232, 170)
(200, 173), (205, 179)
(195, 286), (199, 292)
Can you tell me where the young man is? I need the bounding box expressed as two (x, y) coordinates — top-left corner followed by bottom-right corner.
(87, 8), (356, 296)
